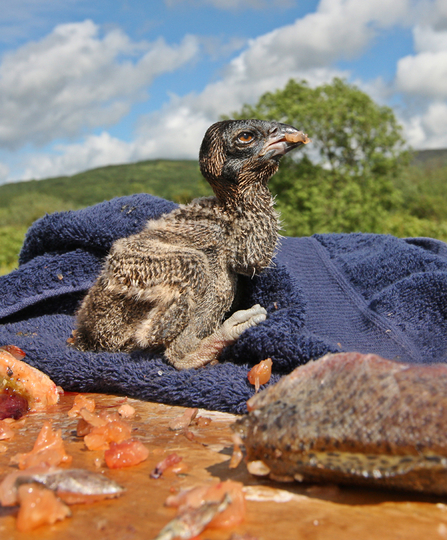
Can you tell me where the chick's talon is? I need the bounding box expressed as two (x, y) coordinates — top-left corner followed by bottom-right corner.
(221, 305), (267, 341)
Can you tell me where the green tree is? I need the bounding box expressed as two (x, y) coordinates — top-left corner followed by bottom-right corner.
(230, 78), (410, 236)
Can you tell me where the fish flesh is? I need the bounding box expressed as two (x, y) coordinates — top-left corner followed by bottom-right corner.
(0, 346), (59, 416)
(283, 132), (311, 144)
(233, 352), (447, 494)
(16, 483), (72, 532)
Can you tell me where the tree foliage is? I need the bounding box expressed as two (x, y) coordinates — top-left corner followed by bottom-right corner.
(231, 78), (411, 235)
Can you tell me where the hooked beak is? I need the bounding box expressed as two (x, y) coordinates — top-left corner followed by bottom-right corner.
(259, 124), (311, 160)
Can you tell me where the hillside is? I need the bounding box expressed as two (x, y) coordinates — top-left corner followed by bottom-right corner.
(412, 148), (447, 167)
(0, 149), (441, 212)
(0, 159), (210, 210)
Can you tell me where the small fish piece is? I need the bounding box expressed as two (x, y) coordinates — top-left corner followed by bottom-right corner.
(67, 394), (96, 417)
(118, 402), (136, 418)
(151, 452), (182, 479)
(79, 408), (132, 450)
(165, 481), (245, 529)
(153, 493), (231, 540)
(104, 439), (149, 469)
(0, 345), (26, 360)
(0, 419), (16, 440)
(168, 408), (198, 431)
(284, 131), (311, 144)
(16, 483), (71, 532)
(247, 358), (272, 393)
(0, 347), (59, 414)
(11, 421), (72, 469)
(0, 467), (126, 506)
(234, 352), (447, 495)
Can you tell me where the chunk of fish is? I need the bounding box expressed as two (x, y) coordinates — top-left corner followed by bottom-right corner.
(0, 467), (125, 506)
(0, 347), (59, 413)
(283, 131), (311, 144)
(153, 493), (231, 540)
(234, 352), (447, 494)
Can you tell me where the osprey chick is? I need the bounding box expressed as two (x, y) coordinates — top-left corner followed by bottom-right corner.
(74, 120), (309, 369)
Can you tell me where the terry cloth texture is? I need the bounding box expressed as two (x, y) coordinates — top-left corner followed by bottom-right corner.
(1, 193), (447, 414)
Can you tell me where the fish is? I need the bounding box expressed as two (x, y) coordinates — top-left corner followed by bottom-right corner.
(0, 346), (59, 417)
(153, 493), (231, 540)
(233, 352), (447, 494)
(283, 131), (311, 144)
(0, 467), (126, 506)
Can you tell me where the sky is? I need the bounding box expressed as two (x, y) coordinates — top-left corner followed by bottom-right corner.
(0, 0), (446, 184)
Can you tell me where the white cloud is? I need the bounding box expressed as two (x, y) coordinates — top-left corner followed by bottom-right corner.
(392, 19), (447, 149)
(17, 109), (211, 180)
(420, 0), (447, 31)
(395, 25), (447, 99)
(134, 100), (212, 160)
(413, 24), (447, 52)
(21, 132), (136, 180)
(400, 101), (447, 149)
(396, 51), (447, 99)
(0, 20), (200, 149)
(236, 0), (413, 77)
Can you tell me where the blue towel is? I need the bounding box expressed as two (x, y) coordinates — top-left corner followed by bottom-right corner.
(1, 193), (447, 414)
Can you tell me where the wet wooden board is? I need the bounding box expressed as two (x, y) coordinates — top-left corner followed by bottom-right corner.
(1, 393), (447, 539)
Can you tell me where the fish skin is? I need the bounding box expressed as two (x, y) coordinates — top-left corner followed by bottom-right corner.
(153, 493), (231, 540)
(1, 467), (125, 506)
(21, 468), (125, 496)
(235, 352), (447, 494)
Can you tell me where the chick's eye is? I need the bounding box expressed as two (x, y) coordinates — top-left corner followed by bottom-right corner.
(238, 132), (254, 143)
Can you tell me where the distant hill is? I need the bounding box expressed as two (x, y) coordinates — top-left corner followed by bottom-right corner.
(1, 150), (445, 210)
(413, 149), (447, 167)
(0, 159), (211, 211)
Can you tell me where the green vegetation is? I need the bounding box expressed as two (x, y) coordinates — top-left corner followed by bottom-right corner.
(0, 226), (27, 275)
(1, 78), (447, 275)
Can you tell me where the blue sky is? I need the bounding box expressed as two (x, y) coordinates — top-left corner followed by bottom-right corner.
(0, 0), (446, 183)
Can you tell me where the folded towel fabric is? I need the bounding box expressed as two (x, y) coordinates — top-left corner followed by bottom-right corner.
(1, 193), (447, 414)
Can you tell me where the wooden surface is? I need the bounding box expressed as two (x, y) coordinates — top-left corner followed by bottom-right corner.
(1, 393), (447, 539)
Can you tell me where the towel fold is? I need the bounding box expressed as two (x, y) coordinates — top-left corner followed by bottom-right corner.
(1, 193), (447, 413)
